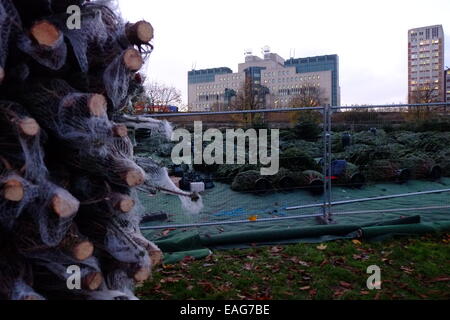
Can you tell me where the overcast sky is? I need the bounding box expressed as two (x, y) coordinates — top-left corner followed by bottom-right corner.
(118, 0), (450, 106)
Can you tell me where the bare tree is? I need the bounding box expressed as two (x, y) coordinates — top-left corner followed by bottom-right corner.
(289, 84), (327, 108)
(288, 83), (327, 124)
(408, 85), (440, 120)
(145, 81), (182, 106)
(229, 76), (267, 126)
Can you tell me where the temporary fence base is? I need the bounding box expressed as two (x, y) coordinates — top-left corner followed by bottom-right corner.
(143, 215), (450, 264)
(136, 102), (450, 260)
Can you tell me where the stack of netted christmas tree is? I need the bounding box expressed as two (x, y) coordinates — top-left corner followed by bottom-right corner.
(0, 0), (166, 300)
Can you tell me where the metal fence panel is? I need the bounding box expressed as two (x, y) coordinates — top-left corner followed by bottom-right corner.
(137, 102), (450, 230)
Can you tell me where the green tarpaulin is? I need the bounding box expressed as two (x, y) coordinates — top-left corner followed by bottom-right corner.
(140, 179), (450, 264)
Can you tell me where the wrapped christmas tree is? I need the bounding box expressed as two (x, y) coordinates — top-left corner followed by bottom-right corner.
(0, 0), (198, 300)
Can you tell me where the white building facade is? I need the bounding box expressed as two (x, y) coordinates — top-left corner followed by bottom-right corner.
(188, 51), (340, 111)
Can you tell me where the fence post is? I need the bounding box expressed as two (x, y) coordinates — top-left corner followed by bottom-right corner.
(322, 105), (333, 224)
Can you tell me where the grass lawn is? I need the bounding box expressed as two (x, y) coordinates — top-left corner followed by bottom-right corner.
(137, 233), (450, 300)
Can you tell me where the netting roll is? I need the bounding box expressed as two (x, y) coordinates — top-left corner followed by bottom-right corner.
(0, 0), (158, 300)
(0, 173), (38, 230)
(22, 79), (109, 138)
(0, 267), (45, 300)
(20, 79), (145, 187)
(26, 180), (79, 247)
(103, 47), (143, 111)
(0, 244), (31, 300)
(0, 0), (24, 83)
(136, 156), (204, 214)
(102, 269), (139, 298)
(69, 175), (137, 221)
(76, 210), (152, 284)
(17, 20), (67, 70)
(0, 101), (47, 180)
(9, 280), (46, 300)
(0, 1), (10, 82)
(62, 1), (125, 73)
(27, 250), (103, 294)
(15, 221), (94, 262)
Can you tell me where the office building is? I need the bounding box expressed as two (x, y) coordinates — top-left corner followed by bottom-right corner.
(188, 50), (340, 111)
(446, 68), (450, 103)
(408, 25), (445, 103)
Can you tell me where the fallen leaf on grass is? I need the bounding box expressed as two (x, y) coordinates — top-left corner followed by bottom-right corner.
(300, 286), (311, 291)
(217, 284), (231, 292)
(332, 257), (346, 266)
(271, 266), (281, 273)
(316, 244), (327, 251)
(360, 290), (370, 295)
(243, 263), (253, 271)
(270, 246), (283, 253)
(430, 276), (450, 282)
(339, 281), (352, 289)
(289, 257), (309, 267)
(400, 266), (414, 274)
(153, 284), (161, 291)
(198, 281), (215, 292)
(352, 239), (362, 245)
(333, 288), (348, 298)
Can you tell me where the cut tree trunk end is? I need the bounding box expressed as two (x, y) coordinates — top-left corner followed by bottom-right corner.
(2, 178), (24, 202)
(59, 224), (94, 261)
(82, 272), (103, 291)
(149, 249), (162, 268)
(121, 169), (145, 187)
(123, 49), (143, 72)
(18, 117), (40, 137)
(133, 266), (151, 282)
(30, 21), (61, 47)
(87, 94), (108, 117)
(0, 67), (4, 84)
(112, 124), (128, 137)
(51, 190), (80, 218)
(71, 240), (94, 261)
(109, 193), (135, 213)
(126, 21), (154, 45)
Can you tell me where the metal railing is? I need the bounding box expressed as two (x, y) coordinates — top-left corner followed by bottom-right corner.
(139, 102), (450, 230)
